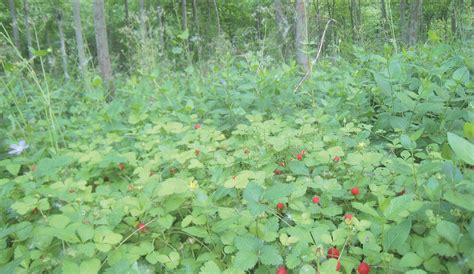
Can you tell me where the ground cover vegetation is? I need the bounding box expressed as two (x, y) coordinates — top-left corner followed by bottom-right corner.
(1, 0), (473, 273)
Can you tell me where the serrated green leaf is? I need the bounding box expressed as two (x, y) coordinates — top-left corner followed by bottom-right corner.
(447, 132), (474, 165)
(48, 214), (70, 229)
(259, 245), (282, 266)
(79, 258), (101, 274)
(443, 191), (474, 212)
(383, 219), (411, 251)
(288, 161), (309, 176)
(436, 221), (460, 246)
(199, 261), (221, 274)
(233, 250), (258, 271)
(400, 252), (423, 268)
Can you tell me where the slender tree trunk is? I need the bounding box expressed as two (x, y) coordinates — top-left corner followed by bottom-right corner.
(295, 0), (310, 73)
(407, 0), (423, 46)
(157, 5), (165, 53)
(380, 0), (388, 35)
(181, 0), (187, 31)
(56, 9), (69, 79)
(274, 0), (289, 59)
(139, 0), (146, 41)
(23, 0), (33, 59)
(400, 0), (407, 44)
(9, 0), (21, 51)
(212, 0), (221, 35)
(93, 0), (115, 99)
(350, 0), (361, 41)
(124, 0), (129, 25)
(72, 0), (87, 79)
(192, 0), (199, 33)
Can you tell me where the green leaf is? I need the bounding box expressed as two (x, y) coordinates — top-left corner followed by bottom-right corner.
(243, 182), (263, 203)
(234, 250), (258, 271)
(447, 132), (474, 165)
(79, 258), (101, 274)
(401, 134), (416, 150)
(288, 161), (309, 176)
(263, 183), (294, 201)
(400, 252), (423, 268)
(464, 122), (474, 141)
(384, 194), (414, 221)
(199, 261), (221, 274)
(452, 67), (470, 84)
(259, 245), (282, 266)
(436, 221), (460, 246)
(48, 214), (70, 229)
(443, 191), (474, 212)
(77, 224), (94, 242)
(62, 261), (79, 274)
(383, 219), (411, 251)
(352, 202), (380, 219)
(32, 49), (48, 57)
(5, 163), (21, 176)
(155, 178), (188, 196)
(182, 227), (208, 238)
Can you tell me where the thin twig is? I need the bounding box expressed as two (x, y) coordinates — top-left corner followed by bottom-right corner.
(294, 18), (336, 93)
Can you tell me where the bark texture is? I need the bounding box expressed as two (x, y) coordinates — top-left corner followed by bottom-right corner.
(407, 0), (423, 46)
(9, 0), (21, 51)
(295, 0), (310, 73)
(56, 9), (70, 79)
(93, 0), (115, 98)
(72, 0), (88, 78)
(23, 0), (33, 59)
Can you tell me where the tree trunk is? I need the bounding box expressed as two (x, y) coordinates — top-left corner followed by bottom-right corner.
(212, 0), (221, 35)
(192, 0), (199, 33)
(400, 0), (407, 44)
(350, 0), (361, 41)
(140, 0), (146, 41)
(157, 5), (165, 52)
(93, 0), (115, 99)
(23, 0), (33, 59)
(9, 0), (21, 51)
(56, 9), (69, 79)
(124, 0), (129, 25)
(407, 0), (423, 46)
(274, 0), (289, 59)
(72, 0), (87, 79)
(380, 0), (388, 35)
(295, 0), (310, 74)
(181, 0), (187, 31)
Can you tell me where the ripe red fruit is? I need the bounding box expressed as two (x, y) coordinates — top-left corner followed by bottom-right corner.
(276, 266), (287, 274)
(351, 187), (360, 196)
(137, 223), (146, 232)
(333, 155), (341, 162)
(327, 247), (340, 259)
(344, 213), (353, 220)
(312, 196), (320, 204)
(274, 169), (282, 175)
(118, 163), (125, 171)
(296, 153), (303, 161)
(357, 262), (370, 274)
(336, 260), (341, 271)
(194, 123), (201, 129)
(276, 202), (284, 210)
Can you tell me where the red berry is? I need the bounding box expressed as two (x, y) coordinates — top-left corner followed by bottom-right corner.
(357, 262), (370, 274)
(344, 213), (353, 220)
(312, 196), (320, 204)
(327, 247), (340, 259)
(276, 202), (284, 210)
(296, 153), (303, 161)
(194, 123), (201, 129)
(276, 266), (287, 274)
(274, 169), (282, 175)
(336, 260), (341, 271)
(333, 156), (341, 162)
(118, 163), (125, 171)
(137, 223), (146, 232)
(351, 187), (360, 196)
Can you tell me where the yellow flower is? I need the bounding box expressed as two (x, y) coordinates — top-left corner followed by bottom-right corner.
(189, 180), (199, 191)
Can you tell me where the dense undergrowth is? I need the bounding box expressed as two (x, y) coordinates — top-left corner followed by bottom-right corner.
(1, 42), (473, 273)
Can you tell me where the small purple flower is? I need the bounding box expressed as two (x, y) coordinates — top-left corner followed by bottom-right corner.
(220, 79), (227, 86)
(8, 140), (29, 156)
